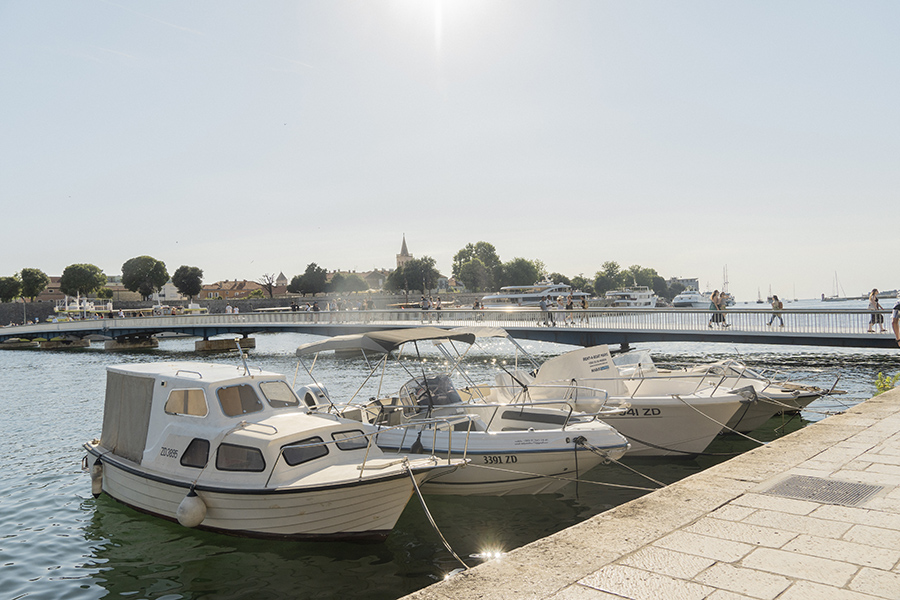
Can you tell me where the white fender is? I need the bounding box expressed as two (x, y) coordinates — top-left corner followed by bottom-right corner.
(90, 460), (103, 497)
(176, 490), (207, 528)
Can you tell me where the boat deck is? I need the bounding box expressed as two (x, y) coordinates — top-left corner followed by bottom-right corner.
(402, 388), (900, 599)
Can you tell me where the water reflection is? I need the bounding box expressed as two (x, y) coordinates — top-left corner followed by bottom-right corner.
(1, 333), (897, 599)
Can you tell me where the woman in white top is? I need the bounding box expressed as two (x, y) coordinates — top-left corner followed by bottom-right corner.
(868, 289), (885, 333)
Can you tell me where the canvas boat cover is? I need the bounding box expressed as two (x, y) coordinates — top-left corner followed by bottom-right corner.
(295, 327), (478, 356)
(100, 369), (154, 464)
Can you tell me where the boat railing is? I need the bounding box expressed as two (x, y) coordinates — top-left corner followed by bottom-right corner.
(367, 407), (477, 464)
(459, 386), (625, 430)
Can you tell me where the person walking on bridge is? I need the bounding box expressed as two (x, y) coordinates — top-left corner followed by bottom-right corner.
(867, 289), (886, 333)
(767, 294), (784, 327)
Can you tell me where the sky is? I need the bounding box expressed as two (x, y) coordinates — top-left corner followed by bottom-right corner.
(1, 1), (898, 301)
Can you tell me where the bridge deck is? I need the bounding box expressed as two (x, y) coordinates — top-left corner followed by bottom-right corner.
(2, 307), (897, 349)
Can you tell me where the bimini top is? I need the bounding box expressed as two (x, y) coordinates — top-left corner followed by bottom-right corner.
(295, 327), (481, 357)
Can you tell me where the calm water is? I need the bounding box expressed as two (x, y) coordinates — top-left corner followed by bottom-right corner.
(2, 323), (899, 599)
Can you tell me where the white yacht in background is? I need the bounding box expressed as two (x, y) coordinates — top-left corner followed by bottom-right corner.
(480, 279), (590, 308)
(672, 289), (711, 308)
(604, 286), (658, 308)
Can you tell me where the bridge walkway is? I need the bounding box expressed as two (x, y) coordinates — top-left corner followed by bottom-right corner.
(1, 307), (897, 349)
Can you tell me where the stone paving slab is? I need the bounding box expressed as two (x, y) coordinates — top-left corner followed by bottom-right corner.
(401, 388), (900, 600)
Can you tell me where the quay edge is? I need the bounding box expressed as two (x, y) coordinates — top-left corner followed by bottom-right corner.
(402, 388), (900, 600)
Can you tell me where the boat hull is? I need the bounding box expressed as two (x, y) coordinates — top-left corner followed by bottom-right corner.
(87, 444), (440, 542)
(372, 427), (628, 496)
(596, 397), (743, 457)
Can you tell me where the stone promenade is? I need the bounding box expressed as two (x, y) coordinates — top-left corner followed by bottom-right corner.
(403, 388), (900, 600)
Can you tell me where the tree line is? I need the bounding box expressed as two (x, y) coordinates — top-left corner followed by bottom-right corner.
(0, 245), (689, 303)
(449, 241), (686, 300)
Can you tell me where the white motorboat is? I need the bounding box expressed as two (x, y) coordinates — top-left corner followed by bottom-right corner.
(671, 289), (711, 308)
(483, 344), (753, 457)
(613, 350), (839, 431)
(604, 287), (658, 308)
(294, 328), (630, 496)
(83, 361), (463, 541)
(480, 279), (590, 309)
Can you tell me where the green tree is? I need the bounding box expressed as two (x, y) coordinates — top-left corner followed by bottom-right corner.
(386, 256), (440, 293)
(570, 274), (594, 296)
(19, 268), (49, 301)
(593, 261), (626, 295)
(122, 256), (169, 299)
(248, 289), (266, 299)
(548, 272), (572, 286)
(59, 263), (106, 297)
(452, 242), (502, 290)
(500, 258), (542, 287)
(456, 258), (492, 292)
(0, 275), (21, 302)
(342, 274), (369, 293)
(289, 263), (328, 296)
(96, 287), (114, 300)
(666, 281), (686, 301)
(172, 265), (204, 302)
(327, 272), (345, 293)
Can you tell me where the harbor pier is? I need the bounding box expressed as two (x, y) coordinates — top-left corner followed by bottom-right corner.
(403, 388), (900, 600)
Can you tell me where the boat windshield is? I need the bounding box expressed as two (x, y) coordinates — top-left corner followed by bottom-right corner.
(398, 375), (462, 407)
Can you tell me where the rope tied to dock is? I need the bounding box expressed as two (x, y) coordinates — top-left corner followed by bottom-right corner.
(404, 459), (469, 571)
(574, 436), (667, 489)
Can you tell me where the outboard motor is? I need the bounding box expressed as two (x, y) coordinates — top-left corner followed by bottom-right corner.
(295, 383), (331, 410)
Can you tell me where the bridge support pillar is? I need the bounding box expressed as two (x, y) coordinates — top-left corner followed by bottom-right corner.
(0, 339), (40, 350)
(195, 337), (256, 352)
(40, 339), (90, 350)
(105, 337), (159, 351)
(619, 342), (631, 352)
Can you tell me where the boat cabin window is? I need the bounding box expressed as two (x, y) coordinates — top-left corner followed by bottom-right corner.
(282, 437), (329, 466)
(216, 384), (263, 417)
(259, 381), (300, 408)
(180, 438), (210, 468)
(332, 430), (369, 451)
(216, 443), (266, 472)
(164, 389), (208, 417)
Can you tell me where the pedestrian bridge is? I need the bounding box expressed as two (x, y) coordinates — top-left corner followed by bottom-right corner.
(1, 306), (897, 350)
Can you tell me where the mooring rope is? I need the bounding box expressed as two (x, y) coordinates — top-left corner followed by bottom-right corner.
(405, 459), (469, 571)
(574, 437), (666, 488)
(465, 462), (660, 492)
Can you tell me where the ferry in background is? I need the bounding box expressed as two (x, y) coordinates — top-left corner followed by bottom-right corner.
(480, 279), (590, 308)
(604, 286), (658, 308)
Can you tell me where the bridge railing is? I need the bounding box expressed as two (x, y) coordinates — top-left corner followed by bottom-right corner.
(3, 306), (894, 340)
(115, 306), (894, 335)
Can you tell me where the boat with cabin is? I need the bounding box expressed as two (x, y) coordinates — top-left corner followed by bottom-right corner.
(480, 279), (590, 309)
(294, 328), (630, 495)
(83, 360), (463, 541)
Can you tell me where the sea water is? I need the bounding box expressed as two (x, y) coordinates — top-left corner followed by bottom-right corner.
(1, 328), (898, 600)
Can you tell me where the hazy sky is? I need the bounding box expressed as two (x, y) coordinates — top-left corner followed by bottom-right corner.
(2, 1), (897, 301)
